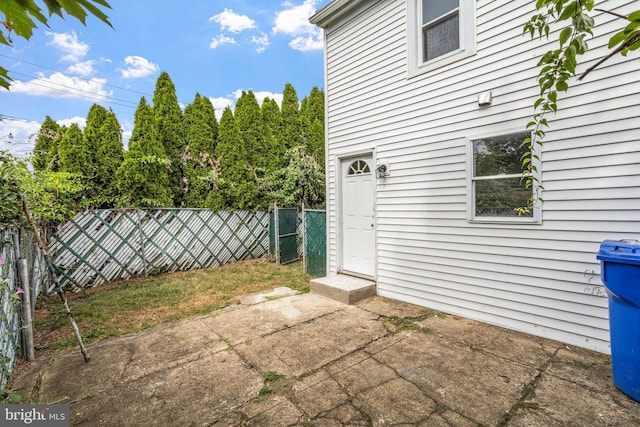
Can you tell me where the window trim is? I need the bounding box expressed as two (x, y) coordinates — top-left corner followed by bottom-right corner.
(407, 0), (476, 77)
(466, 129), (542, 224)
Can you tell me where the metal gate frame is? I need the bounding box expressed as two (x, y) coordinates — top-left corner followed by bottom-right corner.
(302, 206), (326, 278)
(271, 203), (300, 265)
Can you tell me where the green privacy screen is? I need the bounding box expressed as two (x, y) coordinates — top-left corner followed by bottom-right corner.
(304, 210), (326, 278)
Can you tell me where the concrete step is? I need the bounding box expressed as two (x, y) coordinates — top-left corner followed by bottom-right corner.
(310, 274), (376, 305)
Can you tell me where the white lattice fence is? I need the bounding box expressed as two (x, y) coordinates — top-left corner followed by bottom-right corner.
(49, 209), (269, 290)
(0, 230), (20, 390)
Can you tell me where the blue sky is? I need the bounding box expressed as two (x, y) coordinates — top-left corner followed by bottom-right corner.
(0, 0), (330, 157)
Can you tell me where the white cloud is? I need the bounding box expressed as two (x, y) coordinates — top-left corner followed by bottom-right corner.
(121, 121), (133, 150)
(209, 97), (234, 111)
(66, 60), (96, 77)
(0, 119), (41, 158)
(289, 35), (323, 52)
(120, 56), (159, 79)
(252, 91), (283, 106)
(273, 0), (318, 35)
(57, 116), (87, 129)
(207, 90), (284, 119)
(273, 0), (324, 52)
(9, 72), (109, 100)
(252, 33), (270, 53)
(209, 9), (257, 33)
(46, 31), (89, 62)
(209, 34), (237, 49)
(208, 96), (234, 120)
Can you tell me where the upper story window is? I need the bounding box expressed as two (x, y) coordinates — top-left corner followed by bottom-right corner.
(467, 131), (541, 224)
(408, 0), (476, 76)
(422, 0), (459, 62)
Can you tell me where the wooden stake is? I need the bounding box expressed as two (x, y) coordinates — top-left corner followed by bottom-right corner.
(20, 199), (90, 362)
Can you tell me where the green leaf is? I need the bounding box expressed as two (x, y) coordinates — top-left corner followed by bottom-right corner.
(573, 13), (595, 33)
(75, 0), (113, 28)
(559, 2), (577, 21)
(556, 79), (569, 91)
(0, 66), (12, 90)
(629, 11), (640, 22)
(609, 31), (627, 48)
(559, 27), (572, 46)
(534, 98), (544, 109)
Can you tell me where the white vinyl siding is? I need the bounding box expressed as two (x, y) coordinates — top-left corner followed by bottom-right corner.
(321, 0), (640, 354)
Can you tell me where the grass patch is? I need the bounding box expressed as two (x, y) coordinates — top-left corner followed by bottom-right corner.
(263, 370), (284, 382)
(250, 385), (274, 403)
(250, 371), (289, 404)
(384, 316), (432, 334)
(34, 259), (311, 353)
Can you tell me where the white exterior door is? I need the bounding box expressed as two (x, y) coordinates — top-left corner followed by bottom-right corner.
(341, 155), (375, 277)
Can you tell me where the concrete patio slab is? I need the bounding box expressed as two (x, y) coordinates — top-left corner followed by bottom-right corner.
(8, 291), (640, 426)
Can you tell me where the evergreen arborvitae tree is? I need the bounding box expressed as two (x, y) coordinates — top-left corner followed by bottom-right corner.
(234, 90), (267, 177)
(280, 82), (302, 150)
(83, 104), (109, 199)
(261, 97), (283, 174)
(201, 95), (219, 144)
(50, 125), (68, 172)
(152, 71), (184, 206)
(95, 110), (124, 207)
(58, 123), (86, 175)
(32, 116), (60, 171)
(300, 86), (324, 124)
(300, 87), (325, 169)
(116, 97), (172, 208)
(183, 93), (217, 208)
(210, 107), (257, 210)
(305, 117), (325, 170)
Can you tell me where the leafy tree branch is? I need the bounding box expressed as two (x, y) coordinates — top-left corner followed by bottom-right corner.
(520, 0), (639, 214)
(0, 0), (112, 89)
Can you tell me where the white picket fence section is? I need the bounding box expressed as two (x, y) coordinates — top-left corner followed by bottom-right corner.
(49, 209), (269, 290)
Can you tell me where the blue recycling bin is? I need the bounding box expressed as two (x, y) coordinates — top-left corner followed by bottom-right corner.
(597, 240), (640, 402)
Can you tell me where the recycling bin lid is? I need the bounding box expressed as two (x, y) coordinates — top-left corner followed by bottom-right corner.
(597, 239), (640, 266)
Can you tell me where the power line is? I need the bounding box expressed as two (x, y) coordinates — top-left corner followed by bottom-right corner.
(0, 113), (40, 123)
(6, 69), (139, 108)
(0, 53), (153, 97)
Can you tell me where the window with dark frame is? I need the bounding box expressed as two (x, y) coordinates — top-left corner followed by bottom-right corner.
(422, 0), (460, 62)
(471, 131), (533, 218)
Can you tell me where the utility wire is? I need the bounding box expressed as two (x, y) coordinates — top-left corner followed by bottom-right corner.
(0, 53), (153, 97)
(6, 69), (139, 108)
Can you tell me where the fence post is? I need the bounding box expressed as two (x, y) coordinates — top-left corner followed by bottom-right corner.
(274, 202), (280, 265)
(302, 203), (306, 273)
(137, 210), (149, 277)
(18, 259), (34, 361)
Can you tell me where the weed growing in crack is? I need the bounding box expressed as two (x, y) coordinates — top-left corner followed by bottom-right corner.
(263, 370), (284, 382)
(250, 370), (289, 404)
(384, 316), (431, 334)
(250, 386), (274, 403)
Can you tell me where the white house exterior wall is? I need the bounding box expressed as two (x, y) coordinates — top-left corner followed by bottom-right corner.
(321, 0), (640, 354)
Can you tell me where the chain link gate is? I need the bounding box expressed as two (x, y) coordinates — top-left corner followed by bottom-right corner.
(270, 204), (300, 265)
(270, 204), (326, 276)
(303, 208), (326, 278)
